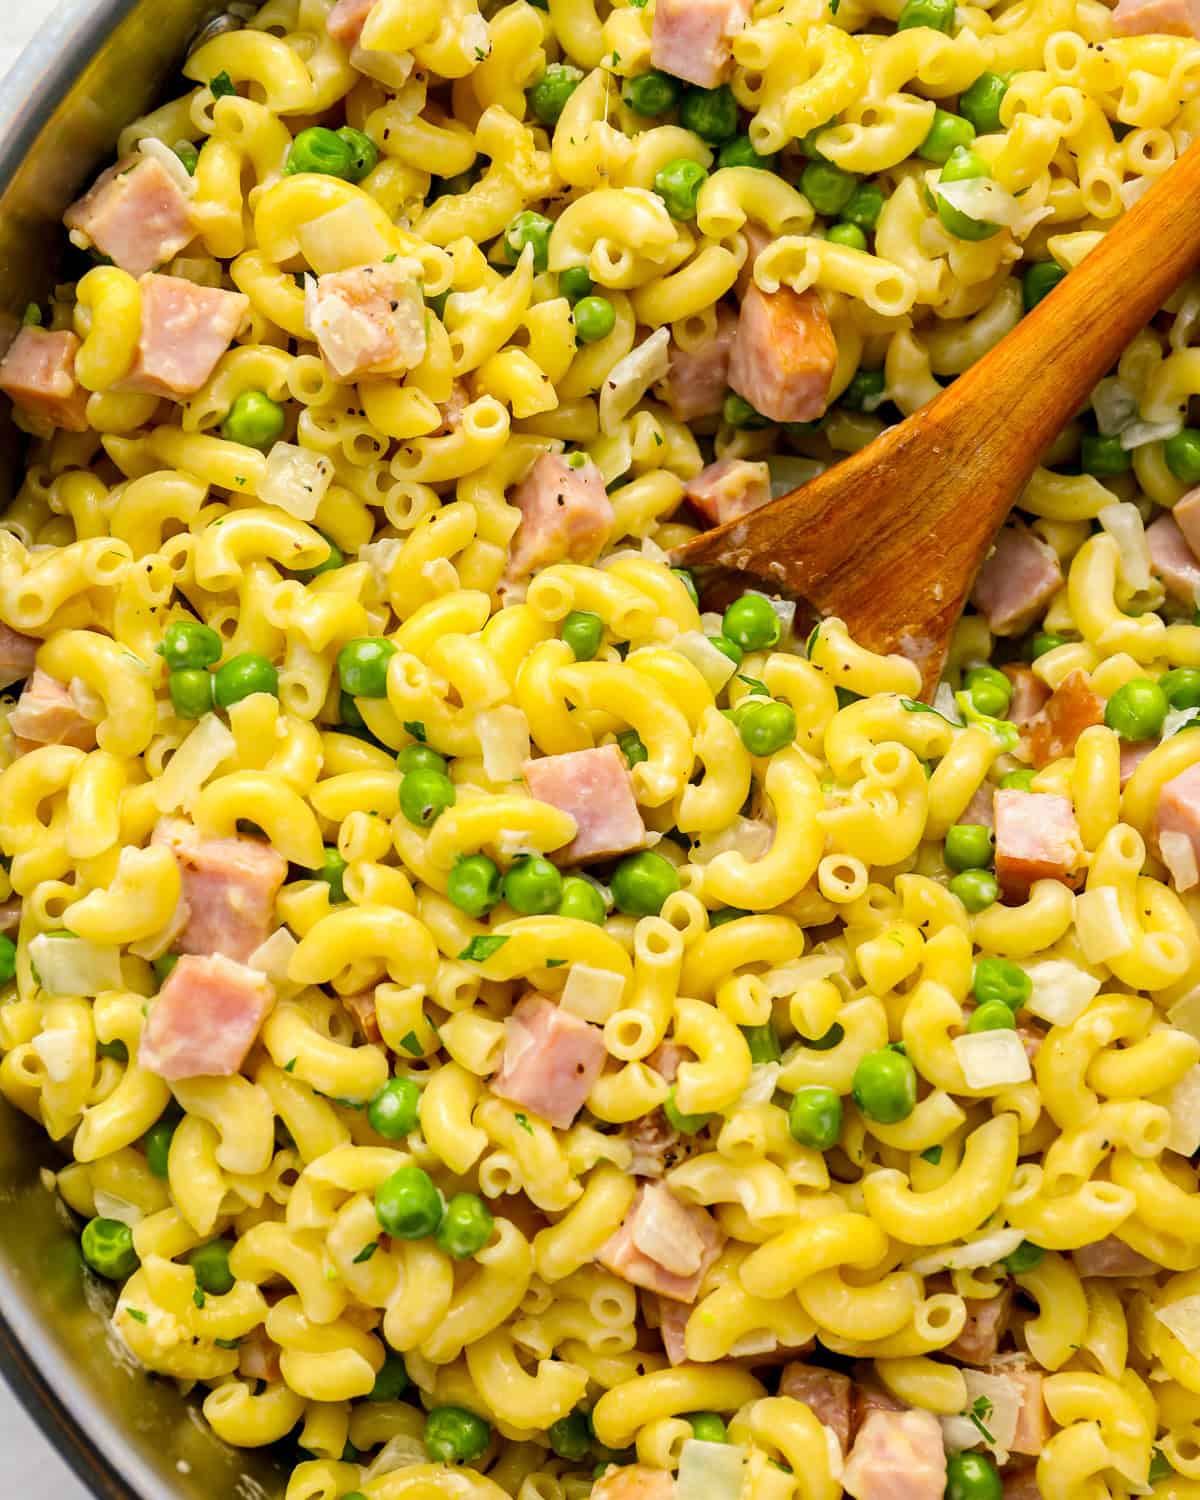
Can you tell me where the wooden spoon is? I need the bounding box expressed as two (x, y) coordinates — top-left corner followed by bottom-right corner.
(671, 137), (1200, 696)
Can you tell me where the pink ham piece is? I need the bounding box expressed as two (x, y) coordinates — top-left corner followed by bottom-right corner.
(1173, 487), (1200, 555)
(1026, 670), (1104, 769)
(64, 155), (194, 279)
(327, 0), (376, 45)
(0, 624), (39, 689)
(662, 305), (736, 422)
(591, 1466), (676, 1500)
(961, 783), (995, 832)
(152, 818), (287, 963)
(597, 1182), (725, 1302)
(306, 261), (426, 382)
(1072, 1236), (1159, 1277)
(0, 900), (20, 935)
(505, 452), (614, 583)
(972, 523), (1063, 636)
(1119, 740), (1154, 787)
(9, 670), (97, 752)
(238, 1325), (283, 1385)
(490, 993), (605, 1129)
(1003, 666), (1051, 728)
(945, 1282), (1012, 1364)
(624, 1107), (681, 1178)
(343, 990), (381, 1046)
(651, 0), (752, 87)
(994, 789), (1083, 899)
(1147, 513), (1200, 602)
(844, 1409), (947, 1500)
(685, 458), (772, 527)
(728, 284), (837, 425)
(1154, 763), (1200, 879)
(736, 221), (774, 299)
(0, 327), (90, 433)
(1112, 0), (1200, 37)
(986, 1355), (1051, 1457)
(655, 1294), (690, 1365)
(523, 744), (645, 864)
(852, 1385), (907, 1438)
(119, 274), (248, 400)
(1002, 1467), (1041, 1500)
(140, 953), (275, 1080)
(781, 1363), (853, 1454)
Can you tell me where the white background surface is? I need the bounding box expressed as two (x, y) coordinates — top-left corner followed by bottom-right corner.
(1, 6), (122, 1498)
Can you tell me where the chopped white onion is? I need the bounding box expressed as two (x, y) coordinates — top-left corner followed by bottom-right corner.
(632, 1194), (705, 1276)
(560, 964), (626, 1024)
(934, 682), (964, 723)
(691, 816), (773, 865)
(1074, 886), (1135, 961)
(137, 136), (197, 198)
(953, 1030), (1031, 1088)
(1121, 416), (1184, 450)
(640, 535), (670, 562)
(1099, 502), (1153, 592)
(93, 1190), (144, 1227)
(1092, 377), (1139, 438)
(941, 1370), (1020, 1459)
(364, 1433), (429, 1479)
(1166, 1062), (1200, 1156)
(475, 705), (531, 785)
(360, 538), (402, 598)
(1164, 705), (1200, 742)
(30, 934), (123, 997)
(1023, 958), (1100, 1027)
(248, 927), (298, 982)
(151, 713), (236, 814)
(739, 1061), (781, 1106)
(31, 1027), (80, 1083)
(350, 43), (415, 90)
(910, 1228), (1026, 1275)
(767, 456), (827, 497)
(1161, 831), (1200, 893)
(762, 954), (844, 998)
(677, 1440), (747, 1500)
(599, 327), (670, 436)
(260, 442), (334, 523)
(297, 200), (397, 274)
(672, 631), (738, 693)
(1120, 176), (1151, 211)
(1168, 986), (1200, 1041)
(935, 176), (1022, 228)
(1156, 1294), (1200, 1355)
(761, 593), (797, 641)
(1172, 285), (1200, 352)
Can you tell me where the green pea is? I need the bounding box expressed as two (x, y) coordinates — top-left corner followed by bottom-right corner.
(623, 69), (681, 117)
(559, 265), (593, 304)
(448, 854), (502, 918)
(399, 768), (456, 828)
(1030, 632), (1069, 659)
(841, 367), (886, 413)
(672, 568), (700, 607)
(558, 875), (607, 925)
(611, 850), (680, 916)
(316, 846), (347, 903)
(398, 743), (447, 776)
(151, 953), (179, 986)
(528, 62), (584, 125)
(369, 1354), (410, 1401)
(503, 855), (564, 915)
(843, 182), (886, 230)
(1104, 677), (1168, 741)
(173, 140), (199, 176)
(739, 701), (796, 755)
(723, 391), (770, 429)
(368, 1076), (421, 1140)
(374, 1165), (444, 1239)
(337, 126), (378, 182)
(687, 1413), (728, 1444)
(1081, 433), (1132, 477)
(718, 135), (777, 171)
(285, 125), (356, 178)
(800, 159), (857, 216)
(959, 71), (1010, 135)
(742, 1022), (781, 1064)
(1002, 1239), (1045, 1274)
(1166, 428), (1200, 486)
(169, 668), (214, 720)
(966, 664), (1013, 718)
(436, 1192), (495, 1259)
(0, 933), (15, 985)
(708, 635), (743, 667)
(618, 729), (648, 766)
(1161, 668), (1200, 709)
(945, 1452), (1003, 1500)
(81, 1217), (139, 1280)
(1023, 261), (1067, 312)
(143, 1115), (177, 1178)
(723, 593), (781, 651)
(949, 868), (1000, 912)
(897, 0), (956, 31)
(919, 108), (976, 165)
(187, 1238), (235, 1296)
(293, 533), (344, 582)
(944, 823), (994, 872)
(563, 610), (604, 661)
(679, 84), (738, 143)
(655, 157), (708, 220)
(936, 146), (1001, 241)
(424, 1406), (491, 1464)
(801, 124), (833, 161)
(968, 999), (1018, 1033)
(503, 210), (553, 272)
(787, 1085), (843, 1150)
(212, 652), (278, 709)
(973, 956), (1031, 1011)
(548, 1409), (593, 1461)
(338, 637), (397, 698)
(852, 1048), (917, 1124)
(826, 222), (867, 251)
(1000, 769), (1036, 791)
(663, 1088), (714, 1135)
(158, 618), (222, 671)
(573, 295), (616, 344)
(218, 387), (287, 452)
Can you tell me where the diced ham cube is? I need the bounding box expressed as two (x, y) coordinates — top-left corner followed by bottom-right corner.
(1025, 671), (1105, 769)
(662, 305), (736, 422)
(523, 744), (645, 864)
(852, 1385), (908, 1439)
(736, 221), (774, 299)
(685, 458), (772, 528)
(648, 1041), (689, 1083)
(945, 1282), (1012, 1364)
(651, 0), (752, 87)
(994, 790), (1083, 899)
(655, 1293), (690, 1365)
(1112, 0), (1200, 37)
(972, 523), (1063, 637)
(591, 1466), (676, 1500)
(505, 452), (614, 583)
(781, 1363), (853, 1454)
(490, 993), (605, 1129)
(0, 327), (89, 433)
(119, 274), (248, 400)
(1002, 1465), (1041, 1500)
(1120, 740), (1154, 787)
(140, 953), (275, 1080)
(327, 0), (376, 45)
(152, 818), (287, 964)
(0, 624), (39, 690)
(1003, 666), (1051, 728)
(986, 1355), (1050, 1457)
(64, 155), (194, 279)
(342, 990), (381, 1045)
(961, 783), (995, 832)
(306, 260), (426, 382)
(9, 670), (97, 752)
(623, 1108), (681, 1178)
(1147, 514), (1200, 602)
(238, 1324), (282, 1384)
(1157, 763), (1200, 879)
(597, 1182), (725, 1303)
(0, 900), (20, 935)
(844, 1409), (947, 1500)
(1072, 1236), (1160, 1278)
(728, 284), (837, 425)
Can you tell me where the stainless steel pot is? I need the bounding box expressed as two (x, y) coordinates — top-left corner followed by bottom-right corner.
(0, 5), (287, 1495)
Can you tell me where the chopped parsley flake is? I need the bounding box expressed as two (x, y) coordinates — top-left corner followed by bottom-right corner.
(209, 71), (236, 99)
(514, 1112), (534, 1134)
(399, 1030), (423, 1056)
(920, 1146), (943, 1165)
(403, 720), (427, 742)
(125, 1307), (148, 1324)
(459, 934), (510, 962)
(353, 1241), (379, 1263)
(966, 1396), (995, 1445)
